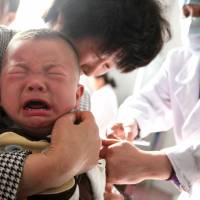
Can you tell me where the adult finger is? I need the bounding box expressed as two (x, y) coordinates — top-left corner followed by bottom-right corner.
(75, 111), (95, 124)
(56, 112), (77, 125)
(102, 139), (119, 146)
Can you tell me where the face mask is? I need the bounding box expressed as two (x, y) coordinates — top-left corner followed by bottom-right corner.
(181, 16), (200, 51)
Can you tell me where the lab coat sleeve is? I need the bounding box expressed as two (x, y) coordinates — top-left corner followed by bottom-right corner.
(117, 52), (175, 138)
(163, 141), (200, 193)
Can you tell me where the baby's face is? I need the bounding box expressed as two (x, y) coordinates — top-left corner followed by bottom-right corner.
(0, 38), (83, 136)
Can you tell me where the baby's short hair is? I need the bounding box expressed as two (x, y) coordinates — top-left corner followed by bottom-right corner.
(3, 28), (80, 74)
(8, 28), (79, 60)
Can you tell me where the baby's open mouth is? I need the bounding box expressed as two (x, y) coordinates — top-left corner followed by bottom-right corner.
(23, 100), (50, 110)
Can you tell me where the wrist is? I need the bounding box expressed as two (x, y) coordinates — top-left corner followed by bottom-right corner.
(18, 153), (55, 198)
(143, 151), (173, 181)
(45, 147), (78, 183)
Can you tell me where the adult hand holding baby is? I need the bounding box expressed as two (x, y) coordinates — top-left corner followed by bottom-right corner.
(18, 111), (100, 199)
(50, 111), (101, 178)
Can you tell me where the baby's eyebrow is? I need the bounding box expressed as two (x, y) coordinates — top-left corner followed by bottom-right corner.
(9, 62), (29, 69)
(43, 63), (66, 70)
(4, 62), (29, 73)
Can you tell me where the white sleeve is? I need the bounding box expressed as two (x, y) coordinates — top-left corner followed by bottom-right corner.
(117, 54), (174, 138)
(86, 159), (106, 200)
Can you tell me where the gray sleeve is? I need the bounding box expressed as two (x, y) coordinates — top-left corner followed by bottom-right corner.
(0, 26), (24, 200)
(0, 26), (15, 66)
(0, 150), (31, 200)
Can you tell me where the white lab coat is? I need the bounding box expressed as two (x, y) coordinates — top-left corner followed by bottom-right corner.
(91, 85), (118, 138)
(118, 47), (200, 200)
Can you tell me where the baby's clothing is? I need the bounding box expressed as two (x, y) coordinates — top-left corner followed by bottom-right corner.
(0, 131), (106, 200)
(0, 107), (106, 200)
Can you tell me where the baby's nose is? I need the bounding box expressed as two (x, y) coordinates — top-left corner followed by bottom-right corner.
(26, 79), (47, 92)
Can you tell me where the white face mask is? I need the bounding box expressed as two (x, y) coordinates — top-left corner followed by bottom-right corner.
(181, 16), (200, 51)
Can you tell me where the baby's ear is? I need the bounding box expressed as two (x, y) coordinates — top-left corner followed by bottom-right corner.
(77, 84), (84, 99)
(75, 84), (84, 109)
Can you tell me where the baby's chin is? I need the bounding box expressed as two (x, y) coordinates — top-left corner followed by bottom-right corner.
(19, 122), (53, 139)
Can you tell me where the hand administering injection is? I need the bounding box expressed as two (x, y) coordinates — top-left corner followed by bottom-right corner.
(100, 139), (172, 185)
(106, 120), (140, 141)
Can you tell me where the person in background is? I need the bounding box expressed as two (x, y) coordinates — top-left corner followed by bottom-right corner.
(44, 0), (171, 76)
(0, 0), (171, 199)
(89, 74), (118, 138)
(101, 0), (200, 199)
(0, 0), (20, 26)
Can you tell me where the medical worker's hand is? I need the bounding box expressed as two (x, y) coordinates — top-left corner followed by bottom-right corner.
(104, 191), (124, 200)
(100, 139), (172, 185)
(107, 120), (139, 141)
(104, 183), (124, 200)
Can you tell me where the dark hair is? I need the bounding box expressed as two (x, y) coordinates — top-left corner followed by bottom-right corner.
(44, 0), (171, 73)
(95, 74), (117, 88)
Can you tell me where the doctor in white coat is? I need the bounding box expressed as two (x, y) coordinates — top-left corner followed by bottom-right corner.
(101, 1), (200, 199)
